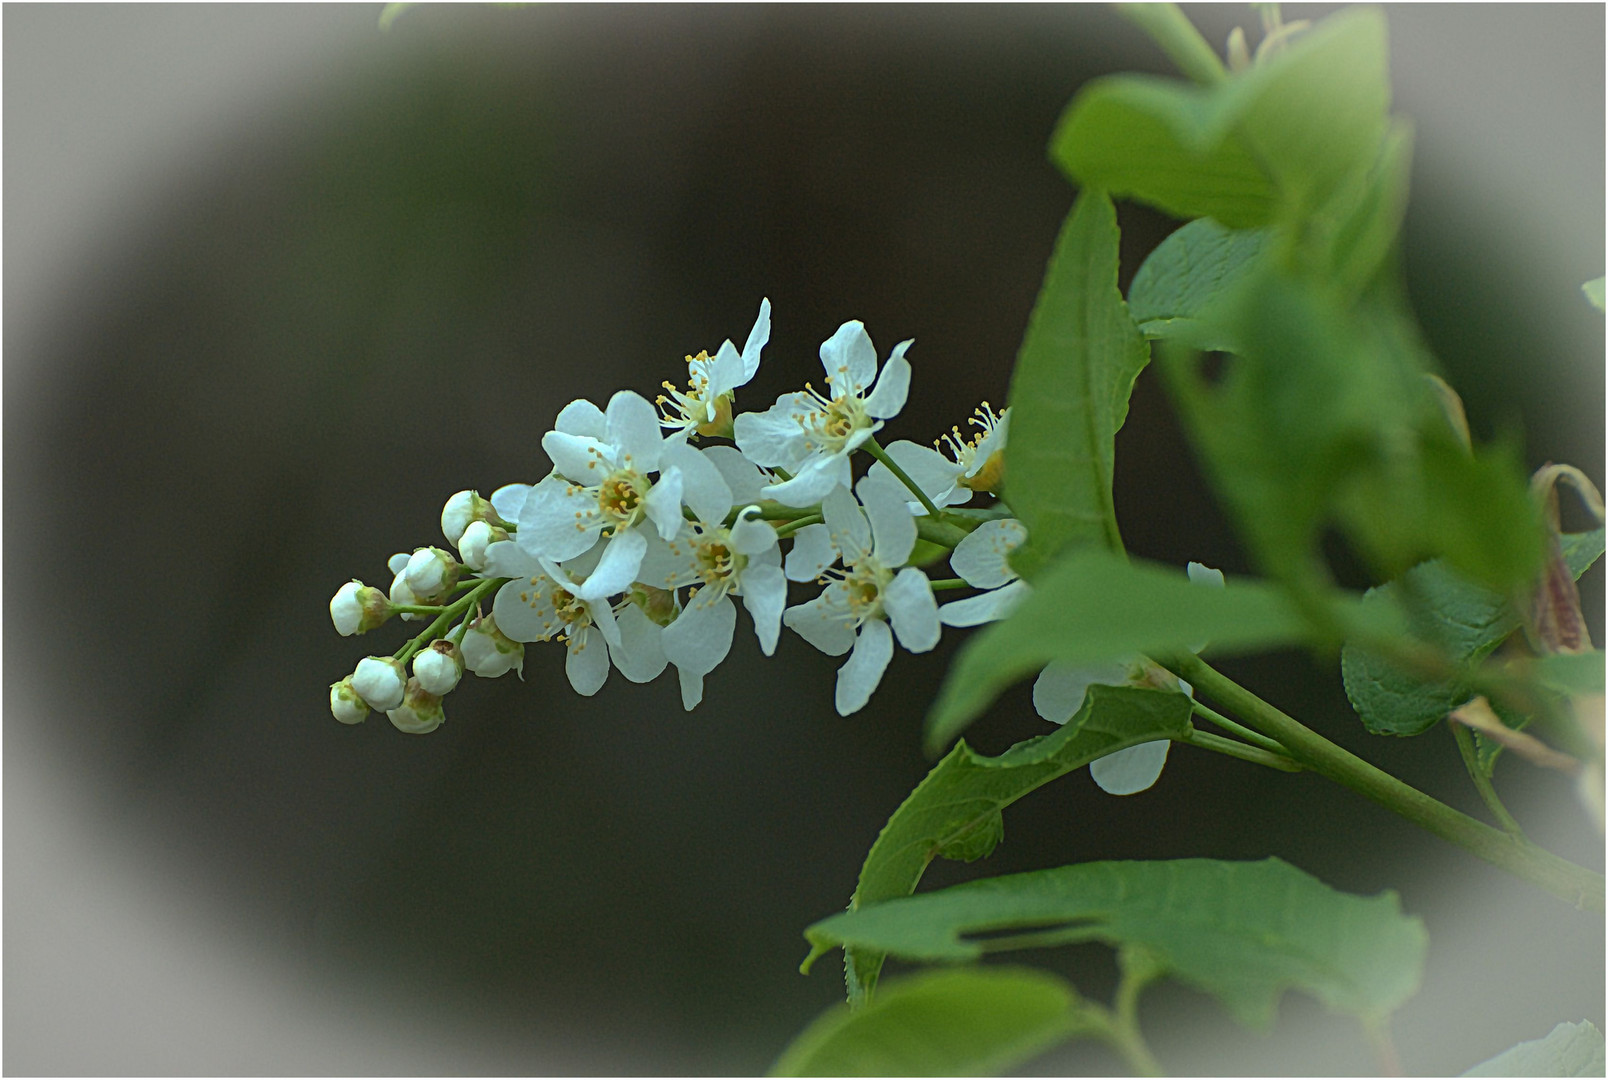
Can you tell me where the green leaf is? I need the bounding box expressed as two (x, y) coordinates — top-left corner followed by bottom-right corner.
(1003, 190), (1150, 577)
(807, 857), (1428, 1030)
(926, 549), (1380, 752)
(1535, 651), (1606, 697)
(1127, 218), (1272, 345)
(1050, 75), (1278, 227)
(770, 967), (1088, 1077)
(1582, 278), (1605, 312)
(839, 685), (1194, 1002)
(1321, 117), (1413, 294)
(1463, 1020), (1606, 1077)
(1341, 530), (1604, 739)
(377, 2), (413, 31)
(1222, 7), (1392, 217)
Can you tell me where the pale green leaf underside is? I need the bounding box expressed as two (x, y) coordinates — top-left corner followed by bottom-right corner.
(770, 967), (1086, 1077)
(1127, 217), (1272, 344)
(1341, 530), (1604, 741)
(840, 684), (1193, 1003)
(1004, 190), (1149, 579)
(809, 857), (1428, 1031)
(1463, 1020), (1606, 1077)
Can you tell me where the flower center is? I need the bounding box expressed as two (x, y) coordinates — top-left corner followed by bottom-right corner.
(597, 469), (647, 525)
(800, 382), (870, 455)
(823, 558), (893, 627)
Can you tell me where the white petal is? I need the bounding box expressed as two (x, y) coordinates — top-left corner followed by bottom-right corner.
(733, 392), (813, 470)
(554, 398), (607, 438)
(867, 441), (965, 511)
(739, 562), (787, 656)
(493, 577), (558, 643)
(643, 467), (686, 541)
(883, 567), (940, 653)
(740, 297), (771, 380)
(819, 320), (878, 394)
(857, 473), (917, 567)
(637, 530), (695, 590)
(388, 551), (411, 575)
(577, 529), (648, 601)
(604, 390), (665, 472)
(1187, 562), (1225, 588)
(1032, 660), (1133, 725)
(783, 590), (857, 656)
(707, 340), (746, 400)
(663, 440), (733, 525)
(678, 666), (705, 711)
(565, 626), (611, 696)
(784, 523), (837, 583)
(490, 483), (532, 523)
(661, 593), (736, 676)
(729, 513), (778, 557)
(835, 620), (894, 716)
(482, 539), (541, 580)
(543, 431), (612, 481)
(862, 343), (912, 420)
(1090, 741), (1170, 796)
(821, 484), (871, 562)
(609, 604), (669, 683)
(949, 519), (1028, 589)
(761, 452), (851, 507)
(702, 445), (769, 506)
(589, 594), (622, 648)
(938, 579), (1030, 627)
(518, 475), (601, 562)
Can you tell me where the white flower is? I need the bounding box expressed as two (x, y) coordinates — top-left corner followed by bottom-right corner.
(387, 678), (445, 734)
(517, 391), (692, 599)
(389, 552), (421, 621)
(865, 404), (1009, 512)
(491, 546), (630, 697)
(936, 519), (1031, 628)
(351, 656), (407, 711)
(1032, 658), (1169, 796)
(782, 474), (940, 715)
(658, 298), (771, 437)
(734, 320), (912, 507)
(329, 580), (390, 636)
(459, 614), (525, 679)
(329, 676), (369, 725)
(413, 640), (464, 696)
(404, 547), (461, 603)
(441, 489), (505, 546)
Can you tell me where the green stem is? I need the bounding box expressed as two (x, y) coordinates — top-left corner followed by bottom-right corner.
(1113, 3), (1228, 86)
(915, 517), (969, 549)
(863, 434), (943, 518)
(774, 514), (824, 540)
(1107, 947), (1165, 1078)
(397, 578), (503, 665)
(1181, 726), (1303, 773)
(1452, 722), (1526, 839)
(1164, 654), (1605, 911)
(1190, 701), (1289, 756)
(927, 577), (969, 592)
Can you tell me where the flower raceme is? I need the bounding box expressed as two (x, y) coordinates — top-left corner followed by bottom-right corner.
(326, 300), (1036, 731)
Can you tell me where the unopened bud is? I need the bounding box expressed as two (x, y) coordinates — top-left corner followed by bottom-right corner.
(460, 614), (525, 678)
(414, 639), (464, 695)
(387, 678), (445, 734)
(329, 580), (391, 636)
(351, 655), (407, 711)
(441, 490), (501, 546)
(329, 676), (370, 725)
(458, 520), (509, 572)
(405, 546), (461, 603)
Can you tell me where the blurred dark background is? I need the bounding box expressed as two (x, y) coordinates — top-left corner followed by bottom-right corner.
(5, 4), (1602, 1075)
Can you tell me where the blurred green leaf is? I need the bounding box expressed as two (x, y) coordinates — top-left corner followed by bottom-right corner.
(1004, 190), (1149, 577)
(928, 548), (1386, 751)
(771, 967), (1088, 1077)
(1463, 1020), (1606, 1077)
(1321, 118), (1413, 294)
(1341, 530), (1603, 740)
(1582, 278), (1605, 312)
(1050, 74), (1277, 227)
(811, 858), (1427, 1030)
(1535, 651), (1606, 697)
(841, 685), (1192, 1003)
(1127, 218), (1272, 346)
(377, 3), (413, 31)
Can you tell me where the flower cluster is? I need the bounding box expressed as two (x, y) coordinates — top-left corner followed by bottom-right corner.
(324, 297), (1215, 790)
